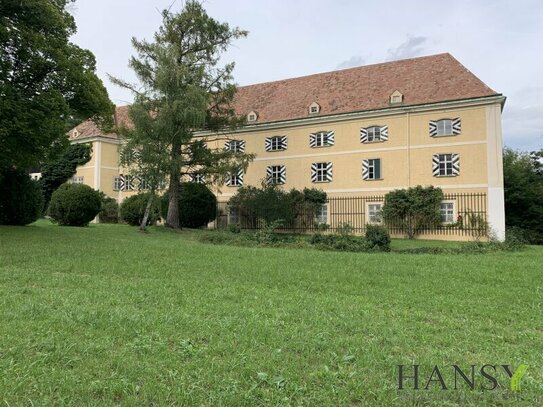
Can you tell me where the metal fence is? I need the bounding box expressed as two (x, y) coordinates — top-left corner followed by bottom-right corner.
(214, 193), (487, 237)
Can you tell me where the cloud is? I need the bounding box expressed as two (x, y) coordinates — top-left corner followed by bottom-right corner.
(336, 55), (366, 70)
(386, 35), (427, 61)
(502, 87), (543, 151)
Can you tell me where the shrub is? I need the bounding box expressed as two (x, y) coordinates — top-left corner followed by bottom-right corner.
(254, 219), (283, 244)
(309, 233), (369, 252)
(120, 193), (161, 226)
(48, 183), (101, 226)
(365, 224), (391, 251)
(161, 182), (217, 228)
(99, 193), (119, 223)
(228, 223), (241, 233)
(382, 186), (443, 239)
(0, 168), (44, 225)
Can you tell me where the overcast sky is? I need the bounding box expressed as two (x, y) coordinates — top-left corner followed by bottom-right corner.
(70, 0), (543, 151)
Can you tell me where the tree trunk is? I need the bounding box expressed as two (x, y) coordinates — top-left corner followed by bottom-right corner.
(166, 140), (182, 228)
(140, 191), (155, 231)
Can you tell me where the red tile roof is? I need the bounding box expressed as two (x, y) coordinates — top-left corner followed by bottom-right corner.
(69, 106), (130, 141)
(233, 53), (498, 124)
(69, 53), (499, 138)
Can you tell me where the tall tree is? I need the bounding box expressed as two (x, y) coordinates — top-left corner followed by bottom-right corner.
(111, 1), (252, 229)
(503, 147), (543, 243)
(0, 0), (114, 173)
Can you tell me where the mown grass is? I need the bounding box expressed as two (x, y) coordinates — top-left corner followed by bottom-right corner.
(0, 220), (542, 406)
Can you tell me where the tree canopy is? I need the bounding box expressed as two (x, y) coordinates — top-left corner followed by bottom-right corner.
(111, 1), (252, 229)
(0, 0), (114, 172)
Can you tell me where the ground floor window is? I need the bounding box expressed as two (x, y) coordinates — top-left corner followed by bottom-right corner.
(367, 203), (382, 224)
(229, 207), (239, 224)
(440, 201), (455, 223)
(71, 176), (84, 184)
(316, 204), (328, 225)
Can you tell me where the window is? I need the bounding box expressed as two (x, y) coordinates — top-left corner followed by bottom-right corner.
(71, 176), (84, 184)
(247, 111), (258, 122)
(390, 90), (403, 104)
(368, 203), (382, 224)
(229, 207), (239, 224)
(267, 165), (286, 185)
(226, 169), (243, 187)
(226, 140), (245, 153)
(310, 131), (334, 147)
(362, 159), (382, 180)
(124, 175), (135, 191)
(316, 204), (328, 225)
(113, 176), (123, 191)
(367, 126), (381, 142)
(309, 102), (320, 114)
(190, 173), (206, 184)
(360, 125), (388, 143)
(429, 118), (461, 137)
(440, 202), (455, 223)
(311, 162), (332, 183)
(265, 136), (287, 152)
(139, 178), (150, 190)
(432, 153), (460, 177)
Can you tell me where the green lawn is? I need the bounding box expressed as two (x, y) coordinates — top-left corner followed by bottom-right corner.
(1, 221), (542, 406)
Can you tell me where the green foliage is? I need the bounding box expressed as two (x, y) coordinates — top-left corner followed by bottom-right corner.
(254, 220), (284, 244)
(120, 193), (161, 226)
(0, 0), (113, 171)
(503, 148), (543, 244)
(229, 184), (327, 230)
(309, 233), (369, 252)
(160, 183), (217, 228)
(98, 193), (119, 224)
(110, 1), (251, 228)
(365, 224), (391, 251)
(48, 183), (101, 226)
(382, 186), (444, 239)
(0, 168), (43, 225)
(39, 144), (92, 208)
(228, 223), (241, 233)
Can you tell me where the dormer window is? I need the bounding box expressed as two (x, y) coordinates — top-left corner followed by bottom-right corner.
(72, 129), (79, 138)
(389, 90), (403, 104)
(247, 111), (258, 122)
(309, 102), (320, 114)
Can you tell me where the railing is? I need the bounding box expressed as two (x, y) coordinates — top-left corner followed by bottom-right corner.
(214, 193), (487, 237)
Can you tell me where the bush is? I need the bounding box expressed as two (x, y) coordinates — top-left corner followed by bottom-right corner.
(0, 168), (44, 225)
(99, 193), (119, 223)
(161, 182), (217, 228)
(120, 193), (161, 226)
(48, 183), (101, 226)
(309, 233), (369, 252)
(228, 223), (241, 233)
(365, 224), (391, 252)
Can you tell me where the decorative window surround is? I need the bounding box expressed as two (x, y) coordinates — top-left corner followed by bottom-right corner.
(311, 162), (333, 183)
(432, 153), (460, 177)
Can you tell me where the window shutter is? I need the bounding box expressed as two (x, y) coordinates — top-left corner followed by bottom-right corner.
(452, 118), (461, 135)
(237, 169), (244, 185)
(325, 162), (333, 181)
(309, 133), (317, 148)
(362, 160), (369, 180)
(280, 136), (287, 150)
(452, 153), (460, 176)
(380, 126), (388, 141)
(225, 174), (232, 186)
(279, 166), (286, 184)
(360, 127), (368, 143)
(429, 120), (438, 137)
(265, 137), (272, 151)
(327, 130), (335, 145)
(224, 141), (230, 151)
(266, 166), (273, 184)
(432, 154), (440, 177)
(310, 163), (318, 182)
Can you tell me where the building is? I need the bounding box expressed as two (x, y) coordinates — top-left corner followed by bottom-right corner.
(69, 53), (506, 240)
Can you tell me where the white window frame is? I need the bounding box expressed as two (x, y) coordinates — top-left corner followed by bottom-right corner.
(437, 154), (454, 177)
(71, 176), (84, 184)
(314, 162), (329, 182)
(367, 203), (383, 224)
(269, 136), (285, 151)
(436, 119), (454, 136)
(228, 172), (242, 187)
(367, 126), (382, 142)
(124, 175), (135, 191)
(440, 201), (456, 224)
(113, 176), (123, 191)
(228, 140), (244, 153)
(315, 203), (328, 225)
(315, 131), (332, 147)
(268, 165), (285, 185)
(367, 159), (382, 180)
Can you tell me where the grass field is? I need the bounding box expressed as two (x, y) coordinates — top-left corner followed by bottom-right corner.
(1, 220), (542, 405)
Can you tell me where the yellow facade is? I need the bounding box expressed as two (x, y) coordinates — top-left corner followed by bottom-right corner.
(71, 96), (505, 240)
